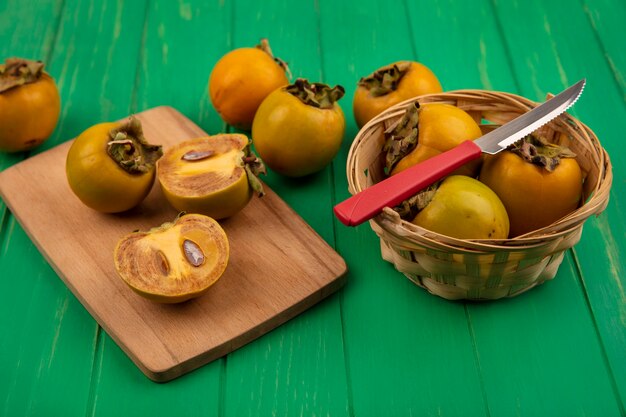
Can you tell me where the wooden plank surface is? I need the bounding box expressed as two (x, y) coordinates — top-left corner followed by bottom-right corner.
(322, 1), (491, 416)
(492, 1), (626, 413)
(0, 1), (107, 416)
(218, 2), (352, 416)
(0, 106), (347, 382)
(1, 0), (625, 415)
(410, 1), (625, 416)
(89, 0), (232, 412)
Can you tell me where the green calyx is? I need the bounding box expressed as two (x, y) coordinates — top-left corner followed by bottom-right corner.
(107, 116), (163, 174)
(256, 38), (291, 79)
(0, 58), (45, 93)
(383, 102), (420, 175)
(286, 78), (345, 109)
(242, 145), (266, 197)
(358, 61), (411, 97)
(510, 134), (577, 172)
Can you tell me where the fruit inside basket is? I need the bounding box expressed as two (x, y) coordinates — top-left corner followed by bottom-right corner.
(345, 90), (612, 300)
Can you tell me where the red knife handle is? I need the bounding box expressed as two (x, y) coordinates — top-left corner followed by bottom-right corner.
(334, 140), (483, 226)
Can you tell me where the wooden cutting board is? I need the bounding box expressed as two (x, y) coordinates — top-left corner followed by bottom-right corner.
(0, 106), (347, 382)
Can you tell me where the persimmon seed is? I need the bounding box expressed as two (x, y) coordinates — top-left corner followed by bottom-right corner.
(156, 250), (170, 275)
(183, 239), (205, 267)
(182, 150), (215, 161)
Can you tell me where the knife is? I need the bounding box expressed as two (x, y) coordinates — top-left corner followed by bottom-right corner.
(334, 79), (586, 227)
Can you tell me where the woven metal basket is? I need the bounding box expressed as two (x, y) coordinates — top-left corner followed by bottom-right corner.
(346, 90), (612, 300)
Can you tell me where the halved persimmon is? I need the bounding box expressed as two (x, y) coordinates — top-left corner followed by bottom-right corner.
(157, 134), (265, 219)
(114, 213), (229, 303)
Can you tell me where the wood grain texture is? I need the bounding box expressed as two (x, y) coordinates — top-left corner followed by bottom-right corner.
(86, 0), (233, 412)
(0, 1), (100, 416)
(406, 2), (624, 416)
(213, 2), (352, 415)
(581, 0), (626, 100)
(0, 0), (64, 247)
(1, 0), (626, 415)
(0, 106), (347, 382)
(492, 0), (626, 412)
(322, 1), (489, 415)
(0, 221), (99, 417)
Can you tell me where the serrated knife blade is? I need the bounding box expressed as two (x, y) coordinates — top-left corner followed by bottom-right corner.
(476, 79), (585, 154)
(334, 79), (586, 227)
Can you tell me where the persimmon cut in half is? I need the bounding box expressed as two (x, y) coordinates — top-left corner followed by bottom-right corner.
(157, 134), (265, 219)
(114, 213), (229, 303)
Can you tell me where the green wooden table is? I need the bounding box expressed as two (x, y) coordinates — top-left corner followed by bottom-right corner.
(1, 0), (625, 415)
